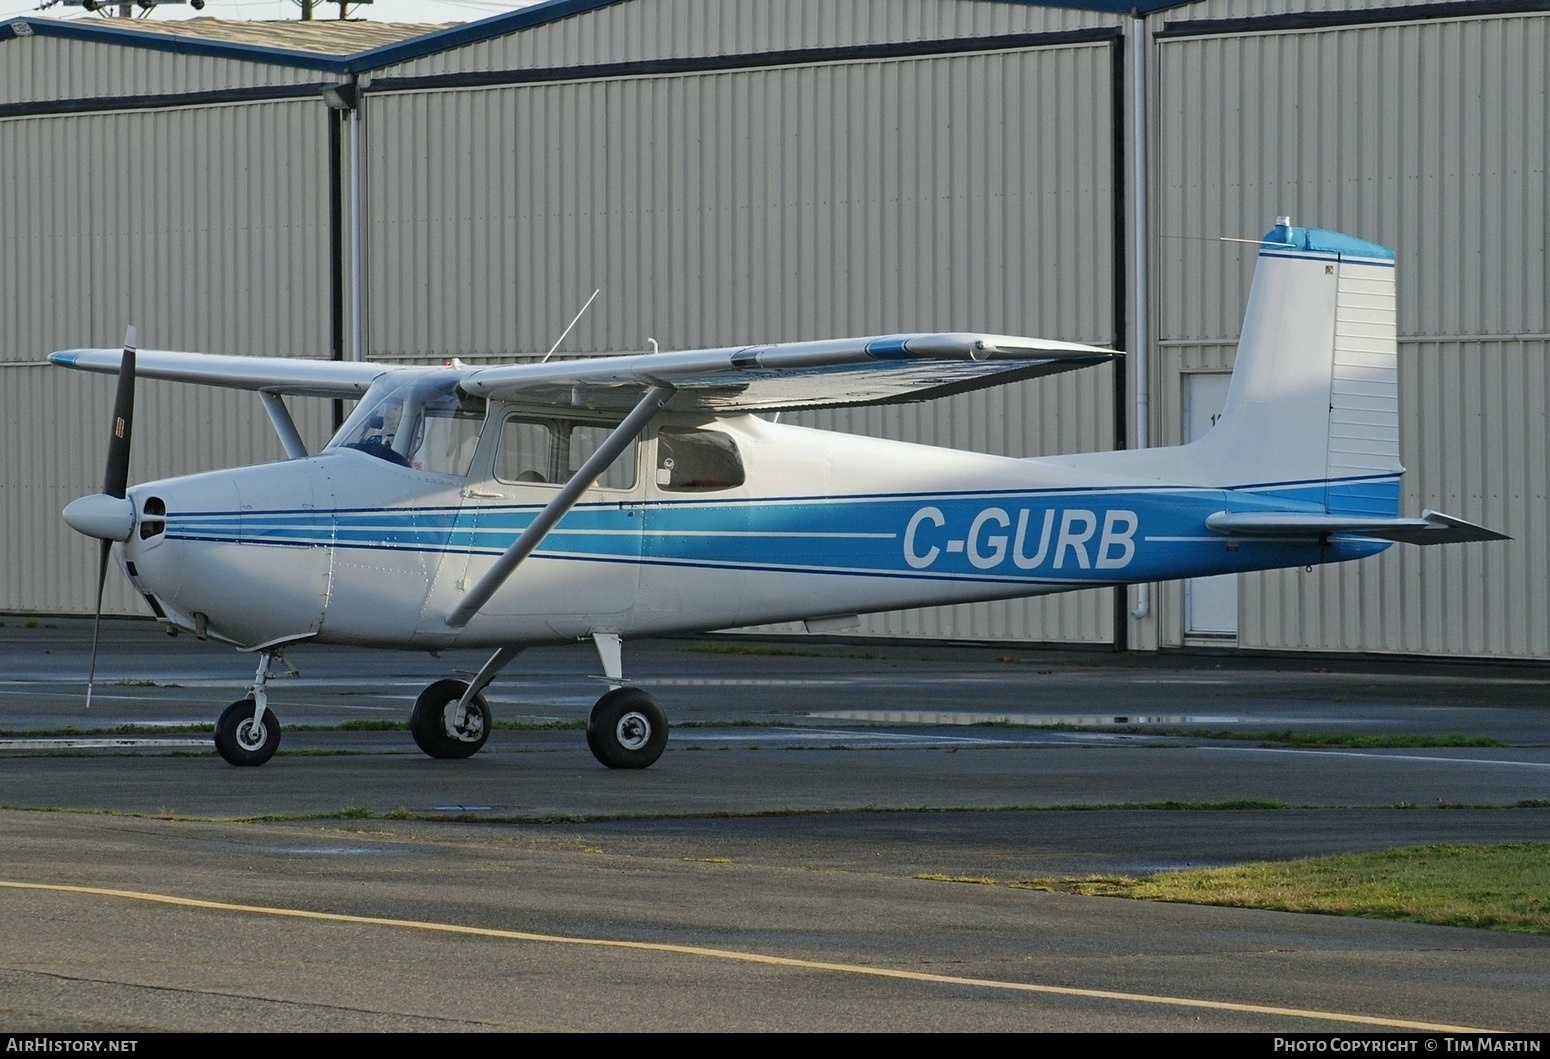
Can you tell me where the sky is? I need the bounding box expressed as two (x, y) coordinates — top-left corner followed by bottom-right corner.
(6, 0), (537, 28)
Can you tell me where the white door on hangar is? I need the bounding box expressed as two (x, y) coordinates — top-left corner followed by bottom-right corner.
(1184, 373), (1237, 639)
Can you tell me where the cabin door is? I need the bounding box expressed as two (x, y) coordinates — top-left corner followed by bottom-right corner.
(449, 411), (644, 630)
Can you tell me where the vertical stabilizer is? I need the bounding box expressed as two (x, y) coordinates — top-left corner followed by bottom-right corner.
(1190, 219), (1401, 516)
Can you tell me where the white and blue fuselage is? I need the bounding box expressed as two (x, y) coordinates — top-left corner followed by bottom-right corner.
(114, 412), (1392, 651)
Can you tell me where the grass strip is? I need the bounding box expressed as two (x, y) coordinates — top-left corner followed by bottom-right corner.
(1022, 842), (1550, 935)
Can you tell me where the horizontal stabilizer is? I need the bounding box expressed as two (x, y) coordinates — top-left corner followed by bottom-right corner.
(1206, 509), (1510, 545)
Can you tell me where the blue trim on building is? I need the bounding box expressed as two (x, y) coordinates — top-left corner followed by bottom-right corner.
(1158, 0), (1550, 40)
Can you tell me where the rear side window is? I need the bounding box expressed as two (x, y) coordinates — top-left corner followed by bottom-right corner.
(656, 428), (744, 491)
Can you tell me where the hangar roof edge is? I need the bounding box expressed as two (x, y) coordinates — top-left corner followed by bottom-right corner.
(0, 0), (1192, 72)
(0, 15), (445, 71)
(342, 0), (1195, 71)
(9, 0), (1509, 72)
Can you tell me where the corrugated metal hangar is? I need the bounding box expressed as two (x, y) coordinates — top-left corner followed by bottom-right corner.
(1, 0), (1544, 659)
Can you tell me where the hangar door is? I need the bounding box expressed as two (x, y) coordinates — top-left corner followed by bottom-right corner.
(1155, 11), (1548, 658)
(363, 35), (1120, 644)
(0, 99), (334, 616)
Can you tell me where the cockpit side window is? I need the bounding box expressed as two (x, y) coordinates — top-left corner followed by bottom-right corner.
(328, 371), (486, 476)
(656, 428), (744, 491)
(413, 404), (485, 476)
(496, 415), (638, 489)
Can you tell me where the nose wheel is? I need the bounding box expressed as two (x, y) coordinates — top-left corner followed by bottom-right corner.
(215, 698), (282, 766)
(587, 687), (668, 770)
(214, 647), (290, 766)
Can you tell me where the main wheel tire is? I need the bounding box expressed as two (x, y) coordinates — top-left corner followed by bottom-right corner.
(214, 698), (281, 767)
(410, 679), (491, 760)
(586, 687), (668, 770)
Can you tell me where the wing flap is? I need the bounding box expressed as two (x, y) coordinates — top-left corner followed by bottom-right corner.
(1206, 509), (1510, 545)
(50, 348), (388, 398)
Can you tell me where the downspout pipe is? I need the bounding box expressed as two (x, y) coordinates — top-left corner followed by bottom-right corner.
(348, 84), (364, 363)
(322, 77), (364, 364)
(1128, 14), (1153, 621)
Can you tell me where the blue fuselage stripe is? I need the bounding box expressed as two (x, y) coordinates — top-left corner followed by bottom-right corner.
(161, 478), (1398, 584)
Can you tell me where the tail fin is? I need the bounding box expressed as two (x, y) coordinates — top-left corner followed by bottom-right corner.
(1191, 218), (1401, 517)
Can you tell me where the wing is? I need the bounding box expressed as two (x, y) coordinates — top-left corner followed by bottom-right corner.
(459, 333), (1116, 413)
(49, 348), (388, 398)
(1206, 509), (1510, 545)
(52, 332), (1115, 411)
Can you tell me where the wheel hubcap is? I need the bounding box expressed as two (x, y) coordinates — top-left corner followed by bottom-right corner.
(615, 711), (651, 751)
(237, 719), (267, 752)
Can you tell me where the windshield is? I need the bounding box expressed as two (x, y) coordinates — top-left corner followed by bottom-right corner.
(327, 371), (487, 475)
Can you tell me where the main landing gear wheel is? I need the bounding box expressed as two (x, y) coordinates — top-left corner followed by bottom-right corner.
(587, 687), (668, 770)
(214, 698), (281, 767)
(410, 679), (492, 760)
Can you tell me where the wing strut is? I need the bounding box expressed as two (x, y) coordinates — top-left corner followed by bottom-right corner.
(260, 393), (309, 459)
(446, 383), (676, 628)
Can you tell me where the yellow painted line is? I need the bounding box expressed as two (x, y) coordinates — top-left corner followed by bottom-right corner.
(0, 879), (1496, 1032)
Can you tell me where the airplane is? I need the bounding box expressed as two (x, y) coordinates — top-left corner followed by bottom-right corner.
(52, 218), (1508, 769)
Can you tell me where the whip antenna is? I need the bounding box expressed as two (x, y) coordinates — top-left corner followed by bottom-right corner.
(542, 289), (601, 363)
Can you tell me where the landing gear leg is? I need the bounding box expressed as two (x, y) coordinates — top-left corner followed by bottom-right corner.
(214, 649), (284, 767)
(586, 633), (668, 770)
(410, 645), (523, 760)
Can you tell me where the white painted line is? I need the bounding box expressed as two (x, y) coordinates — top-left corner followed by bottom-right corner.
(811, 710), (1238, 726)
(0, 738), (205, 750)
(1204, 746), (1550, 769)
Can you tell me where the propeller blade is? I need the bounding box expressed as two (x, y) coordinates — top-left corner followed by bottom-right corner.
(102, 326), (137, 499)
(86, 325), (138, 707)
(86, 539), (112, 711)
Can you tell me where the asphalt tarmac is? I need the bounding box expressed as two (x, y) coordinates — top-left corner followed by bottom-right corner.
(1, 617), (1547, 1032)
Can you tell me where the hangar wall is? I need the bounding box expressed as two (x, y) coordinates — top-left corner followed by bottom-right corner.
(2, 0), (1544, 660)
(0, 32), (320, 101)
(1149, 4), (1549, 657)
(0, 35), (341, 615)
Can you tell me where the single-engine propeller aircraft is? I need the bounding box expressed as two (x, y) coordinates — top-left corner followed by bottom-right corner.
(54, 219), (1507, 768)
